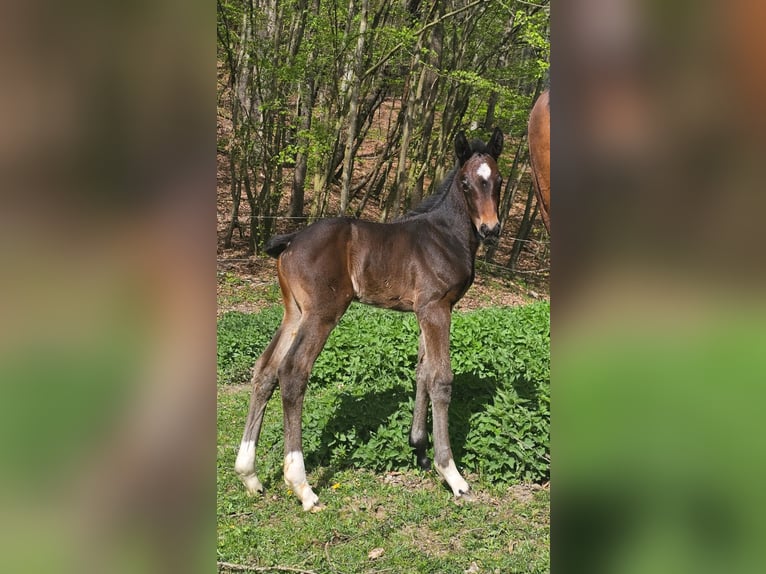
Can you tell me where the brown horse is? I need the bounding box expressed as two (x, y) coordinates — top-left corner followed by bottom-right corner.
(235, 128), (504, 510)
(528, 90), (550, 233)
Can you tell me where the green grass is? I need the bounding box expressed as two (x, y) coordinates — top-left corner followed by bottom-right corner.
(218, 386), (550, 573)
(217, 302), (550, 572)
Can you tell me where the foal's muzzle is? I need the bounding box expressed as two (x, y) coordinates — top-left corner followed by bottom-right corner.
(478, 222), (501, 243)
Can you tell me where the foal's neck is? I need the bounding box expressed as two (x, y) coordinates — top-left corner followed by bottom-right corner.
(428, 179), (480, 256)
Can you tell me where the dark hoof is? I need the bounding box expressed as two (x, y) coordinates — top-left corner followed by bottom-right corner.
(456, 489), (475, 503)
(416, 455), (431, 471)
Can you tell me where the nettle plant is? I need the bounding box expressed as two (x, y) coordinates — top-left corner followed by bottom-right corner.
(218, 302), (549, 484)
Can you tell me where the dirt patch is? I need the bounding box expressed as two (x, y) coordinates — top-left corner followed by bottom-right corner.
(401, 523), (466, 558)
(507, 482), (548, 504)
(379, 470), (436, 491)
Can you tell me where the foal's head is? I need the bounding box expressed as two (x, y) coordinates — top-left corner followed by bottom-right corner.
(455, 127), (504, 242)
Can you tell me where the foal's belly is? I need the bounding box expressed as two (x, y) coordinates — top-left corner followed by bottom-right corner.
(351, 273), (416, 312)
(349, 264), (472, 313)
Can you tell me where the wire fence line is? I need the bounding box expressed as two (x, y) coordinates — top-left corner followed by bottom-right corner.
(217, 257), (549, 276)
(475, 259), (550, 276)
(219, 217), (549, 277)
(221, 215), (550, 247)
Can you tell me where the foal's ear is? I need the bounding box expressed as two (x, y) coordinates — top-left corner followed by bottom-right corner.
(455, 131), (472, 165)
(488, 127), (504, 160)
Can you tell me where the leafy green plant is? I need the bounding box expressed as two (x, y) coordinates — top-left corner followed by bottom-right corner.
(217, 302), (550, 484)
(217, 306), (283, 384)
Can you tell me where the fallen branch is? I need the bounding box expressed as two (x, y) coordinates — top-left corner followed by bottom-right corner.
(217, 561), (317, 574)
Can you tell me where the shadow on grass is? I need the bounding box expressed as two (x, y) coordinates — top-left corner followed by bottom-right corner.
(302, 367), (543, 487)
(440, 371), (542, 465)
(449, 372), (497, 463)
(305, 386), (408, 488)
(243, 373), (545, 497)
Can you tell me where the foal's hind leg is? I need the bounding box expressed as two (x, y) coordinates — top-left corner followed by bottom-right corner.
(409, 331), (431, 470)
(278, 313), (343, 511)
(235, 300), (301, 495)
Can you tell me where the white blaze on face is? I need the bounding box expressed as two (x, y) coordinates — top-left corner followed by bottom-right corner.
(476, 162), (492, 181)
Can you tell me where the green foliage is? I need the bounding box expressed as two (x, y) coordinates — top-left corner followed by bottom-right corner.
(515, 7), (551, 75)
(217, 306), (283, 385)
(450, 305), (551, 483)
(217, 302), (549, 485)
(447, 70), (515, 98)
(219, 0), (551, 228)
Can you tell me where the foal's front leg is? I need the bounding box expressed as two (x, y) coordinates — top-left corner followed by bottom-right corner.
(417, 304), (472, 499)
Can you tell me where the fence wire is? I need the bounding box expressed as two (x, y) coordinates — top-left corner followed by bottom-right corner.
(221, 215), (549, 245)
(218, 216), (550, 276)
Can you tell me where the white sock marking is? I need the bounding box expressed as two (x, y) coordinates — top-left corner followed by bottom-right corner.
(235, 440), (264, 494)
(476, 162), (491, 180)
(235, 440), (255, 475)
(435, 458), (470, 497)
(284, 451), (319, 511)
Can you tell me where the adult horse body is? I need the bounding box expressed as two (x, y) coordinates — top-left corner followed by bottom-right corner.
(528, 90), (551, 233)
(235, 128), (504, 510)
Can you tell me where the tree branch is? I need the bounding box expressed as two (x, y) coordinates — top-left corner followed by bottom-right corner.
(363, 0), (486, 80)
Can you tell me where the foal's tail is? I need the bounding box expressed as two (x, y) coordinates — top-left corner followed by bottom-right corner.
(264, 232), (298, 258)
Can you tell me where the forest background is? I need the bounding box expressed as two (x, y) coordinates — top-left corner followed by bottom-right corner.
(217, 0), (550, 289)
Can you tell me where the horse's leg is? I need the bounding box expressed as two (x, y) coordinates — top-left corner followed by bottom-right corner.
(409, 331), (431, 470)
(416, 302), (471, 498)
(278, 312), (343, 511)
(234, 288), (301, 495)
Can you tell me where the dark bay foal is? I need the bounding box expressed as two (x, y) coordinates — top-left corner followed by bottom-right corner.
(235, 128), (504, 510)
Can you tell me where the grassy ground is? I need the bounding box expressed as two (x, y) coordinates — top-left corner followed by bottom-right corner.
(216, 265), (550, 573)
(218, 384), (549, 574)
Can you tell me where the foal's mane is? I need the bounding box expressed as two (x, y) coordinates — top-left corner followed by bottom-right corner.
(402, 138), (493, 218)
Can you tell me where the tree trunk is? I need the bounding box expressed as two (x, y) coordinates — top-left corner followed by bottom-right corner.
(224, 104), (242, 248)
(339, 0), (368, 214)
(224, 5), (253, 247)
(289, 92), (311, 219)
(483, 91), (497, 130)
(508, 181), (538, 270)
(484, 136), (527, 262)
(288, 0), (314, 220)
